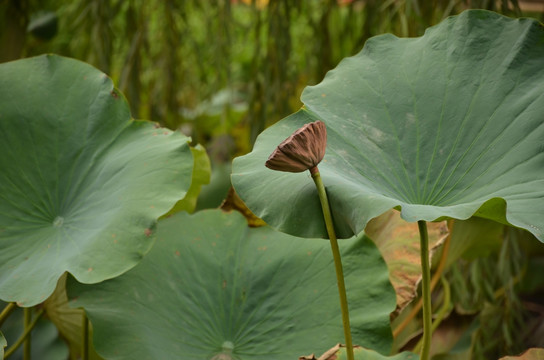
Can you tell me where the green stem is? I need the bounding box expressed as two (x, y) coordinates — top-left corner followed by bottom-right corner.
(0, 302), (17, 327)
(414, 276), (451, 353)
(418, 220), (432, 360)
(393, 219), (453, 338)
(4, 308), (44, 359)
(23, 308), (31, 360)
(430, 276), (451, 333)
(311, 167), (354, 360)
(82, 311), (89, 360)
(393, 220), (454, 338)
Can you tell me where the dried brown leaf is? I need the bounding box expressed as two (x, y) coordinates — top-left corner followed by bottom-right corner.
(365, 210), (448, 313)
(220, 187), (267, 227)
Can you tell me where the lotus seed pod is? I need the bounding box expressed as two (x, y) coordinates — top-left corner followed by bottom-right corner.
(265, 120), (327, 172)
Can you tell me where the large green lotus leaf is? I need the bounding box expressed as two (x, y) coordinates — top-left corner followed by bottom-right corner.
(231, 10), (544, 241)
(67, 210), (396, 359)
(0, 55), (193, 306)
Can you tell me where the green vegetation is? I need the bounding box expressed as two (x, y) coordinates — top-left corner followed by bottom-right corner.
(1, 1), (544, 360)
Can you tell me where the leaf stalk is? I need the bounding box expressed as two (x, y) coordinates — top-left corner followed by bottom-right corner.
(4, 308), (44, 359)
(82, 312), (89, 360)
(0, 302), (17, 327)
(23, 307), (31, 360)
(418, 220), (432, 360)
(311, 166), (354, 360)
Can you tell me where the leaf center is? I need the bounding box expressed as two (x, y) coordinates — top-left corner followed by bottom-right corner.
(52, 216), (64, 227)
(210, 341), (235, 360)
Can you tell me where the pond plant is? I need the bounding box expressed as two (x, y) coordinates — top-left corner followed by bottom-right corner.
(264, 120), (355, 360)
(232, 9), (544, 360)
(0, 55), (398, 360)
(1, 8), (544, 360)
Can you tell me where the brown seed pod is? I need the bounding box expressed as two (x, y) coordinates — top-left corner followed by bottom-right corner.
(265, 120), (327, 173)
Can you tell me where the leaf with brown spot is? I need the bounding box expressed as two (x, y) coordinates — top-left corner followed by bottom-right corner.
(365, 210), (448, 313)
(0, 55), (194, 306)
(67, 210), (397, 358)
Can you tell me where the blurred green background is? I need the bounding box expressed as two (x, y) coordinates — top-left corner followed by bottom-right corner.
(2, 0), (542, 160)
(2, 0), (543, 231)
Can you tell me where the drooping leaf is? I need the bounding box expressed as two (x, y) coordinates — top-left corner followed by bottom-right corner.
(220, 187), (267, 227)
(43, 274), (103, 360)
(365, 210), (448, 312)
(231, 10), (544, 241)
(0, 55), (194, 306)
(67, 210), (397, 359)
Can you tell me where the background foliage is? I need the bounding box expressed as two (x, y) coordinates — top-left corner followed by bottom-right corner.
(2, 0), (542, 157)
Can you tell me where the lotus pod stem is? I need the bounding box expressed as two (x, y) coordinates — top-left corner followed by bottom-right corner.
(311, 167), (355, 360)
(418, 220), (432, 360)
